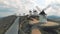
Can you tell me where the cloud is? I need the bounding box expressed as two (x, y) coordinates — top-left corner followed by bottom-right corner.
(0, 1), (17, 17)
(45, 5), (60, 16)
(0, 0), (60, 16)
(45, 1), (60, 16)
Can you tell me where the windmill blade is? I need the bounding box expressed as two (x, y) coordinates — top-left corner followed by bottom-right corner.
(35, 6), (42, 12)
(43, 5), (51, 11)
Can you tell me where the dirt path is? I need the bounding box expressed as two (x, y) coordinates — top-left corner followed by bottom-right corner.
(31, 28), (41, 34)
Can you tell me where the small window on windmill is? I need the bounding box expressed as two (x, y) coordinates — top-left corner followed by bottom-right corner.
(39, 10), (47, 23)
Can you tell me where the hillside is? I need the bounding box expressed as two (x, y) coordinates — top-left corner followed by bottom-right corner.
(19, 16), (60, 34)
(0, 15), (17, 34)
(48, 16), (60, 22)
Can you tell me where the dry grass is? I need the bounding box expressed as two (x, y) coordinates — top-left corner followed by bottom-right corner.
(30, 19), (60, 34)
(29, 18), (39, 24)
(40, 21), (59, 26)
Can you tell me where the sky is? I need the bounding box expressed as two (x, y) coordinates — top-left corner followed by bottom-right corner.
(0, 0), (60, 17)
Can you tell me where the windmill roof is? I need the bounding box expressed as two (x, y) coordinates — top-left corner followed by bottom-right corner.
(39, 10), (46, 15)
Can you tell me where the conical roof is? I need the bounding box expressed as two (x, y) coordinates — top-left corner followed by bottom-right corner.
(39, 10), (46, 15)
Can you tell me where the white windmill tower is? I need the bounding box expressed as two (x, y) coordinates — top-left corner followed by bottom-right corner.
(29, 10), (33, 16)
(33, 9), (38, 16)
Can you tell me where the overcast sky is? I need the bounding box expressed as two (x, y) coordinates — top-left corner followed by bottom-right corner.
(0, 0), (60, 17)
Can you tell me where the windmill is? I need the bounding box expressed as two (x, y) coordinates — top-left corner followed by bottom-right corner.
(36, 5), (51, 23)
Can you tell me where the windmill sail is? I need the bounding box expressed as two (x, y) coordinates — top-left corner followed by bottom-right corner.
(36, 5), (51, 12)
(43, 5), (51, 11)
(36, 6), (42, 12)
